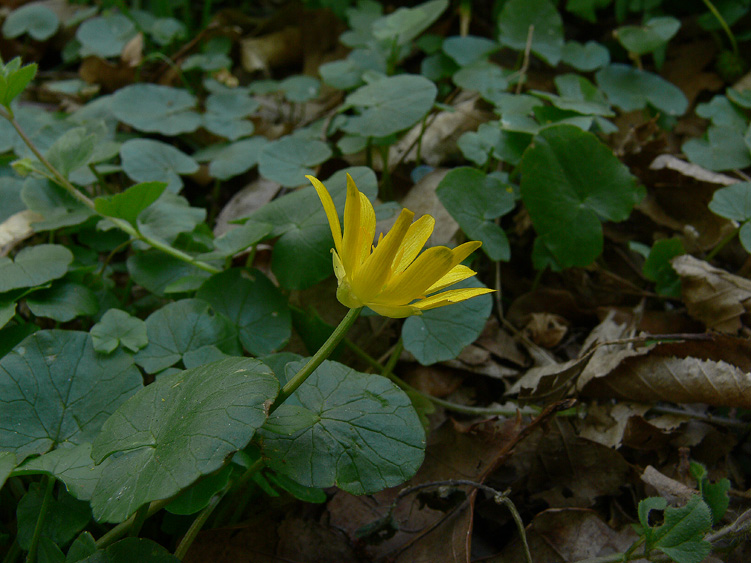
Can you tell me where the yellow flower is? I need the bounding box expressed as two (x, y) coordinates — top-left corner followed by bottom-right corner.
(308, 173), (494, 318)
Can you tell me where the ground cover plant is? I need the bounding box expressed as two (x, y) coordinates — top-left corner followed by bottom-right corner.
(1, 0), (751, 561)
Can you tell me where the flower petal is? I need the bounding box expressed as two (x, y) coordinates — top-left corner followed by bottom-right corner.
(412, 287), (495, 311)
(392, 215), (434, 274)
(425, 265), (476, 294)
(366, 302), (420, 318)
(308, 175), (342, 255)
(356, 190), (376, 269)
(332, 250), (346, 283)
(352, 207), (414, 301)
(374, 246), (456, 305)
(340, 173), (363, 275)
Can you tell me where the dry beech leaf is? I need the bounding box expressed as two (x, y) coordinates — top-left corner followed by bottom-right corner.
(0, 210), (44, 256)
(671, 255), (751, 332)
(214, 177), (281, 236)
(649, 154), (739, 186)
(641, 465), (696, 505)
(240, 27), (302, 72)
(387, 93), (490, 168)
(582, 355), (751, 408)
(491, 508), (639, 563)
(121, 32), (143, 68)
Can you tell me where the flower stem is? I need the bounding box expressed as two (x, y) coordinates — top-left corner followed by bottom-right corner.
(0, 109), (220, 275)
(269, 307), (362, 413)
(174, 486), (226, 560)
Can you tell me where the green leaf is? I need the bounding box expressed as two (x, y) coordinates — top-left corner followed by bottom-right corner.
(90, 358), (278, 522)
(709, 182), (751, 221)
(458, 122), (530, 166)
(0, 59), (37, 107)
(126, 252), (211, 297)
(650, 496), (713, 563)
(696, 95), (748, 132)
(111, 84), (201, 135)
(596, 64), (688, 116)
(442, 35), (499, 66)
(0, 451), (15, 490)
(561, 40), (610, 71)
(437, 167), (515, 261)
(0, 244), (72, 292)
(21, 178), (94, 231)
(76, 14), (136, 58)
(197, 269), (291, 356)
(198, 137), (269, 180)
(14, 443), (103, 501)
(134, 299), (240, 374)
(45, 127), (96, 179)
(248, 167), (377, 289)
(0, 331), (143, 463)
(371, 0), (448, 46)
(520, 124), (643, 268)
(499, 0), (564, 66)
(166, 465), (232, 515)
(683, 126), (751, 171)
(91, 309), (148, 354)
(279, 75), (321, 103)
(27, 281), (99, 322)
(260, 359), (425, 494)
(401, 278), (493, 365)
(77, 538), (181, 562)
(17, 483), (91, 550)
(2, 4), (59, 40)
(0, 301), (16, 330)
(120, 139), (199, 193)
(257, 136), (332, 187)
(66, 532), (97, 562)
(565, 0), (611, 22)
(453, 61), (511, 105)
(342, 74), (437, 138)
(642, 238), (684, 298)
(94, 182), (167, 226)
(533, 74), (614, 117)
(135, 193), (206, 244)
(615, 16), (681, 55)
(266, 472), (327, 503)
(196, 221), (272, 261)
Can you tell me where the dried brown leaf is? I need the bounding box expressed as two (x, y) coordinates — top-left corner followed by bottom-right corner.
(582, 354), (751, 408)
(672, 255), (751, 332)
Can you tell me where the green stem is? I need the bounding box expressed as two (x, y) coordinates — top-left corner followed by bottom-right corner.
(174, 486), (226, 560)
(269, 307), (362, 413)
(95, 499), (172, 549)
(127, 504), (149, 538)
(26, 476), (55, 563)
(379, 145), (392, 201)
(0, 109), (220, 275)
(706, 225), (740, 260)
(701, 0), (738, 55)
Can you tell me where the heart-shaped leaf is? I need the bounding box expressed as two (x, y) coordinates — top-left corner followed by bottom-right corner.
(520, 124), (643, 267)
(0, 331), (143, 462)
(91, 357), (278, 522)
(0, 244), (72, 292)
(260, 359), (425, 495)
(111, 84), (201, 135)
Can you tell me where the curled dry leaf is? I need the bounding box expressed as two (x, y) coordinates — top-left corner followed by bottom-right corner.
(671, 255), (751, 333)
(641, 465), (696, 505)
(0, 210), (44, 257)
(582, 354), (751, 408)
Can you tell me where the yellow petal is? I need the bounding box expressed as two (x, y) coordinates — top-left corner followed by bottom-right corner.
(392, 214), (434, 274)
(451, 240), (483, 264)
(425, 265), (476, 294)
(353, 207), (415, 301)
(307, 175), (342, 255)
(412, 287), (495, 311)
(356, 191), (376, 268)
(366, 302), (420, 318)
(340, 173), (362, 275)
(375, 246), (456, 304)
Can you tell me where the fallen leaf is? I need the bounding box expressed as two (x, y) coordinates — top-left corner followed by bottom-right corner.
(649, 154), (739, 186)
(490, 509), (640, 563)
(671, 255), (751, 332)
(0, 210), (44, 257)
(214, 177), (281, 236)
(582, 354), (751, 408)
(641, 465), (696, 505)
